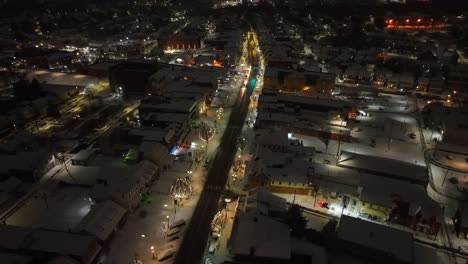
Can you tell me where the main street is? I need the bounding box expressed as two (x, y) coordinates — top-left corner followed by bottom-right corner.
(174, 33), (259, 264)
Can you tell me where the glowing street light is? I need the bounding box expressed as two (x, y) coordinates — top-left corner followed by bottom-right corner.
(151, 246), (156, 259)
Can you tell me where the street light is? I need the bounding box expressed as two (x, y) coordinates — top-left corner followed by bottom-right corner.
(151, 246), (156, 259)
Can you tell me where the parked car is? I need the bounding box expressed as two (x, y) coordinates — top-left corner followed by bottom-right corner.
(212, 227), (221, 239)
(157, 250), (174, 262)
(208, 241), (218, 254)
(319, 201), (329, 209)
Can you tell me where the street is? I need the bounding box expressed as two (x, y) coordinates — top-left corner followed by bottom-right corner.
(174, 57), (258, 264)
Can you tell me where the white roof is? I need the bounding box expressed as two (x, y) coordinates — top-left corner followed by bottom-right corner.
(71, 148), (95, 161)
(338, 151), (427, 183)
(231, 212), (291, 259)
(338, 215), (414, 263)
(128, 127), (172, 142)
(243, 187), (287, 215)
(25, 70), (98, 87)
(28, 229), (101, 260)
(75, 200), (126, 241)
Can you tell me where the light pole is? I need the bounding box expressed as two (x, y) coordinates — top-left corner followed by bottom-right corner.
(224, 198), (231, 228)
(151, 246), (156, 260)
(57, 152), (74, 181)
(165, 215), (170, 236)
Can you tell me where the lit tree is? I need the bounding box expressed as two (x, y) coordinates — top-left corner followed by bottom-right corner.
(169, 177), (193, 200)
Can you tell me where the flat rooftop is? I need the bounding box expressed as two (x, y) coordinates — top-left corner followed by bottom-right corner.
(338, 215), (414, 264)
(5, 183), (91, 231)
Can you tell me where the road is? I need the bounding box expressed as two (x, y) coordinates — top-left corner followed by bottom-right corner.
(174, 58), (258, 264)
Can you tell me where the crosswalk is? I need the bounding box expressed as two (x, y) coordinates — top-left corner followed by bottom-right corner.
(205, 185), (223, 191)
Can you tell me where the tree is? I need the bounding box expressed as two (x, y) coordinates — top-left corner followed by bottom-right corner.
(321, 219), (338, 238)
(284, 204), (307, 237)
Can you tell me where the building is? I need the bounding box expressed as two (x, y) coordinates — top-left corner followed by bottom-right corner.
(0, 225), (102, 264)
(338, 215), (414, 264)
(55, 160), (159, 211)
(71, 149), (97, 166)
(248, 130), (315, 195)
(109, 61), (158, 94)
(14, 48), (78, 70)
(255, 90), (354, 142)
(263, 66), (336, 93)
(87, 61), (119, 78)
(97, 126), (176, 168)
(358, 175), (442, 235)
(74, 200), (127, 242)
(157, 35), (203, 50)
(239, 187), (287, 217)
(422, 104), (468, 146)
(230, 211), (291, 263)
(416, 76), (430, 92)
(139, 96), (200, 125)
(453, 203), (468, 239)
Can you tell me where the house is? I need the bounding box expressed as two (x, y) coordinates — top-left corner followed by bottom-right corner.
(416, 77), (430, 92)
(387, 75), (399, 89)
(91, 160), (159, 210)
(399, 74), (415, 91)
(239, 187), (287, 217)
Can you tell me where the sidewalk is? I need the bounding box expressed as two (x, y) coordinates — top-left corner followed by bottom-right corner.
(205, 200), (237, 264)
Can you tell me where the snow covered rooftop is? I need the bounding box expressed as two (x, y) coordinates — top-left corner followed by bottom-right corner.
(338, 215), (414, 263)
(25, 70), (98, 87)
(71, 149), (95, 162)
(75, 200), (126, 241)
(241, 187), (287, 215)
(28, 229), (101, 261)
(140, 98), (197, 114)
(128, 127), (173, 143)
(338, 151), (427, 184)
(256, 129), (290, 147)
(231, 212), (291, 260)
